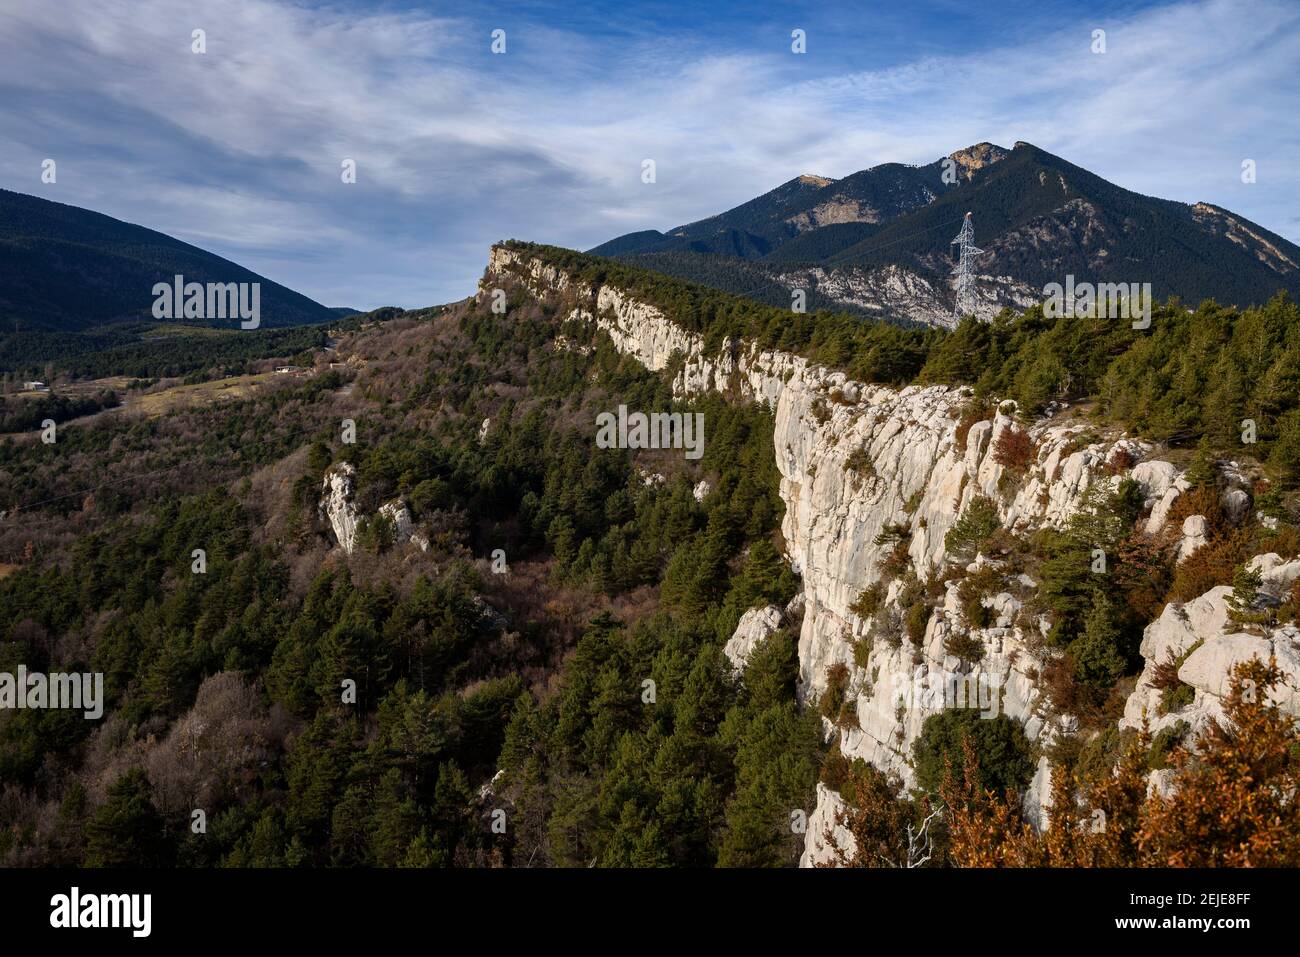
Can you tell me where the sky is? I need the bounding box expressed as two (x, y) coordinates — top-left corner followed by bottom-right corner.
(1, 0), (1297, 310)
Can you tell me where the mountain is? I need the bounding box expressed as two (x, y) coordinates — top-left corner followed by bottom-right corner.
(590, 142), (1300, 328)
(0, 188), (336, 331)
(591, 143), (1008, 262)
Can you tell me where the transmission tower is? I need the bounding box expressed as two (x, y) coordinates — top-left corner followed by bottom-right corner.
(950, 211), (983, 321)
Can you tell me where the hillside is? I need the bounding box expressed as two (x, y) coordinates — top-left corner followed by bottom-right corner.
(1, 237), (1298, 871)
(592, 142), (1300, 328)
(0, 188), (337, 331)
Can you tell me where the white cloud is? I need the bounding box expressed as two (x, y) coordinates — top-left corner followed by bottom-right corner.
(0, 0), (1295, 308)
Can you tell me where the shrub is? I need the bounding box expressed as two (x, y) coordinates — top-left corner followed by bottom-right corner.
(993, 426), (1035, 474)
(1068, 594), (1129, 701)
(877, 539), (911, 577)
(1038, 655), (1086, 716)
(1168, 528), (1252, 602)
(905, 602), (931, 645)
(1226, 563), (1267, 624)
(1146, 641), (1198, 715)
(944, 630), (986, 664)
(358, 513), (396, 554)
(849, 582), (884, 620)
(820, 749), (850, 790)
(410, 478), (452, 515)
(945, 496), (1001, 561)
(1106, 446), (1136, 474)
(1147, 720), (1191, 771)
(1184, 438), (1219, 489)
(845, 446), (875, 477)
(912, 710), (1035, 796)
(870, 607), (904, 649)
(956, 564), (1001, 628)
(852, 634), (873, 669)
(820, 662), (851, 725)
(1166, 484), (1227, 535)
(1160, 681), (1196, 715)
(1073, 725), (1125, 784)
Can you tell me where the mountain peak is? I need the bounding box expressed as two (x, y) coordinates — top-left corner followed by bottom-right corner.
(947, 142), (1009, 179)
(797, 174), (835, 188)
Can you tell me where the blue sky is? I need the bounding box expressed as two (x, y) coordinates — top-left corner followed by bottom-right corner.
(2, 0), (1297, 309)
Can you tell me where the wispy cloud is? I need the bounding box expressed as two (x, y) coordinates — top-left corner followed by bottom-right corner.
(0, 0), (1295, 308)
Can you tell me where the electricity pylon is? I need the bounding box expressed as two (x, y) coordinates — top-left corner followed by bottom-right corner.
(950, 211), (983, 321)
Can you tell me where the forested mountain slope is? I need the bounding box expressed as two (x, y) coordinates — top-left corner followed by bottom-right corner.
(591, 143), (1300, 329)
(0, 188), (336, 331)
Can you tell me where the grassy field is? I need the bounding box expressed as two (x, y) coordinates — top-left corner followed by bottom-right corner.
(129, 372), (278, 416)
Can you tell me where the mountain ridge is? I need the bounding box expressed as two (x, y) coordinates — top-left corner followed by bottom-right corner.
(0, 187), (337, 331)
(589, 141), (1300, 328)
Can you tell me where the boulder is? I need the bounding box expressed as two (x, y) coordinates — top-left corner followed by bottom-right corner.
(1175, 515), (1210, 562)
(724, 605), (784, 673)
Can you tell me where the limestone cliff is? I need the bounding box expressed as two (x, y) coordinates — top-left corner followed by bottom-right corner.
(483, 243), (1296, 866)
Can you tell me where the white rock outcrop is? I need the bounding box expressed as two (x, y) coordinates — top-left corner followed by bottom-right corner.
(319, 462), (361, 554)
(319, 462), (429, 554)
(378, 500), (430, 552)
(1123, 556), (1300, 738)
(1175, 515), (1209, 562)
(724, 606), (784, 673)
(800, 783), (855, 867)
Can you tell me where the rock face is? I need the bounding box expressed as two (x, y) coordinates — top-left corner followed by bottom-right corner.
(768, 263), (1039, 330)
(320, 462), (361, 554)
(799, 783), (854, 867)
(378, 501), (430, 552)
(485, 243), (1282, 867)
(1175, 515), (1210, 563)
(319, 462), (428, 554)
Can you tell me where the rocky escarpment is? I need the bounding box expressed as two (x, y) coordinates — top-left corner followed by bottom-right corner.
(1123, 554), (1300, 738)
(768, 263), (1038, 330)
(318, 462), (429, 555)
(483, 243), (1294, 866)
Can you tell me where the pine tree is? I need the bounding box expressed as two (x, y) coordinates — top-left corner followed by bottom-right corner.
(1070, 594), (1128, 697)
(85, 768), (171, 867)
(1185, 437), (1219, 489)
(1226, 563), (1266, 624)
